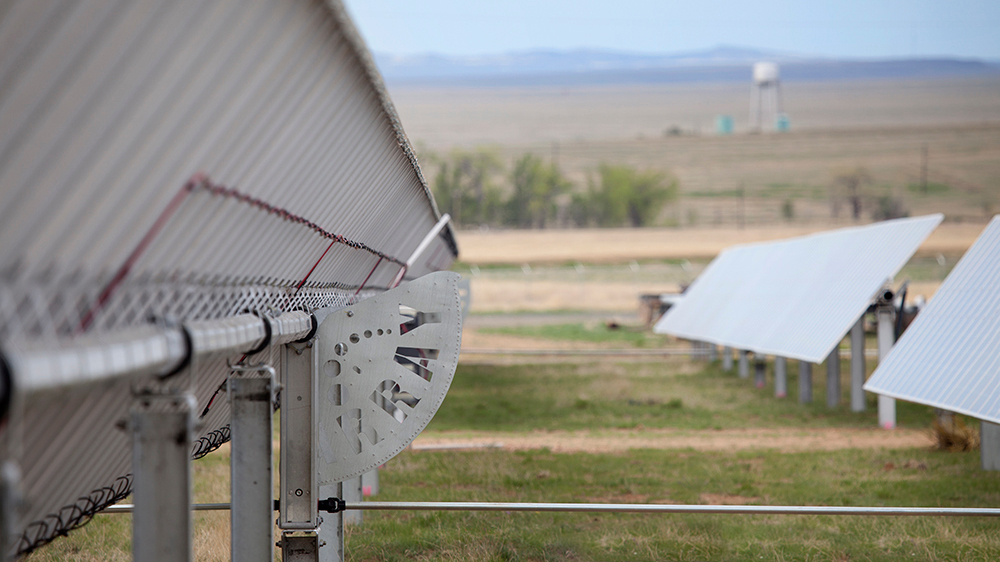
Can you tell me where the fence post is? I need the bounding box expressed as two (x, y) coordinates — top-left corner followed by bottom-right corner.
(799, 361), (812, 404)
(876, 306), (896, 429)
(132, 392), (196, 562)
(826, 345), (841, 408)
(230, 372), (275, 562)
(774, 357), (787, 398)
(850, 315), (866, 412)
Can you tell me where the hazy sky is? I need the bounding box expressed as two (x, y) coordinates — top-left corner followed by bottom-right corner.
(341, 0), (1000, 59)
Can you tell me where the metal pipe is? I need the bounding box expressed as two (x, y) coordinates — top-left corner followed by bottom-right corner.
(350, 501), (1000, 517)
(850, 315), (866, 412)
(391, 214), (451, 288)
(102, 501), (1000, 517)
(774, 357), (787, 398)
(722, 346), (733, 371)
(826, 345), (841, 409)
(6, 310), (313, 398)
(460, 348), (708, 357)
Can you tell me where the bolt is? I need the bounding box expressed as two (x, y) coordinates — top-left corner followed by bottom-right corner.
(295, 489), (303, 497)
(347, 311), (354, 317)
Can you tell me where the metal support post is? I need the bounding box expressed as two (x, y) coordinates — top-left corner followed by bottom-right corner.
(799, 361), (812, 404)
(722, 347), (733, 371)
(850, 315), (866, 412)
(342, 476), (363, 526)
(132, 392), (196, 562)
(876, 306), (896, 429)
(0, 462), (19, 560)
(362, 469), (379, 498)
(708, 344), (718, 362)
(738, 350), (749, 379)
(281, 534), (320, 562)
(280, 342), (319, 561)
(229, 370), (275, 562)
(690, 340), (702, 360)
(753, 356), (766, 389)
(318, 483), (345, 562)
(774, 356), (787, 398)
(826, 345), (841, 408)
(982, 421), (1000, 471)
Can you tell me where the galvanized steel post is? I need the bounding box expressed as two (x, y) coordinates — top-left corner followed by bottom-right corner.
(754, 356), (767, 389)
(722, 347), (733, 371)
(850, 316), (866, 412)
(132, 393), (196, 562)
(738, 350), (750, 379)
(826, 345), (841, 408)
(0, 462), (18, 560)
(342, 477), (364, 526)
(876, 306), (896, 429)
(280, 341), (320, 561)
(318, 483), (345, 562)
(799, 361), (812, 403)
(708, 344), (718, 362)
(774, 357), (787, 398)
(230, 374), (275, 562)
(982, 421), (1000, 471)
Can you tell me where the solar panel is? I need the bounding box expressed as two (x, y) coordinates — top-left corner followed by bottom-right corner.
(654, 215), (942, 364)
(864, 216), (1000, 424)
(0, 0), (456, 555)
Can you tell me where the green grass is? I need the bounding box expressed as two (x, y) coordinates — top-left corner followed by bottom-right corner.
(349, 447), (1000, 561)
(22, 357), (998, 561)
(429, 358), (934, 433)
(479, 323), (672, 348)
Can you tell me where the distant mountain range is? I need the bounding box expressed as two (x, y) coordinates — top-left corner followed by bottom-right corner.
(374, 45), (1000, 87)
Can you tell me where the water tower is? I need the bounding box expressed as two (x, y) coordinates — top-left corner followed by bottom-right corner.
(750, 62), (786, 132)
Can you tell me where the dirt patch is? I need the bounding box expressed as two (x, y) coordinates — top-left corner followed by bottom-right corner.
(413, 427), (935, 454)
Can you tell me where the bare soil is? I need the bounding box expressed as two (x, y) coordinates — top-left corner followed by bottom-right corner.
(413, 427), (935, 454)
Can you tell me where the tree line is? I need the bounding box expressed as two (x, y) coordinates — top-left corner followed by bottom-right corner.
(423, 148), (678, 229)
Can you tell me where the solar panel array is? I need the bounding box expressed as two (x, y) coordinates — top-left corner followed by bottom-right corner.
(654, 215), (942, 364)
(864, 216), (1000, 424)
(0, 0), (456, 555)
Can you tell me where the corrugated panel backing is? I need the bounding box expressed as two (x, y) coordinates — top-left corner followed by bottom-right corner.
(864, 216), (1000, 424)
(654, 215), (942, 363)
(0, 0), (456, 555)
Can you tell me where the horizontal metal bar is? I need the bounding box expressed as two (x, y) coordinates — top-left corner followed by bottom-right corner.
(101, 501), (1000, 518)
(105, 503), (231, 513)
(348, 501), (1000, 517)
(461, 348), (709, 357)
(6, 310), (315, 396)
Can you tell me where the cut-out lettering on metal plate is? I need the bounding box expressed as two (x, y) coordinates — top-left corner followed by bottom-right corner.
(316, 272), (463, 483)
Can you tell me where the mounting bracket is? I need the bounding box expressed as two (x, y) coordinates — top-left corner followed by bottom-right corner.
(315, 271), (462, 485)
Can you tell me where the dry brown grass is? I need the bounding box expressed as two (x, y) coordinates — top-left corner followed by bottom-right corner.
(933, 415), (981, 452)
(456, 222), (982, 265)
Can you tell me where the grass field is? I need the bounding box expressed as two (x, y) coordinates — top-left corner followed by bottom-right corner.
(27, 334), (1000, 561)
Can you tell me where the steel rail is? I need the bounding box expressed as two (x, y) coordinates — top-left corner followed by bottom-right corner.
(102, 501), (1000, 518)
(461, 348), (709, 356)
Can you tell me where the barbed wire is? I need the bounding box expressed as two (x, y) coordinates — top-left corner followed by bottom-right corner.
(15, 419), (244, 557)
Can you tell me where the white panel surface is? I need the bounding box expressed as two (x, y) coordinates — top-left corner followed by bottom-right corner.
(864, 216), (1000, 424)
(654, 215), (942, 363)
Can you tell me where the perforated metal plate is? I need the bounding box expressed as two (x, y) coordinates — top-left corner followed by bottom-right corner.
(315, 272), (462, 484)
